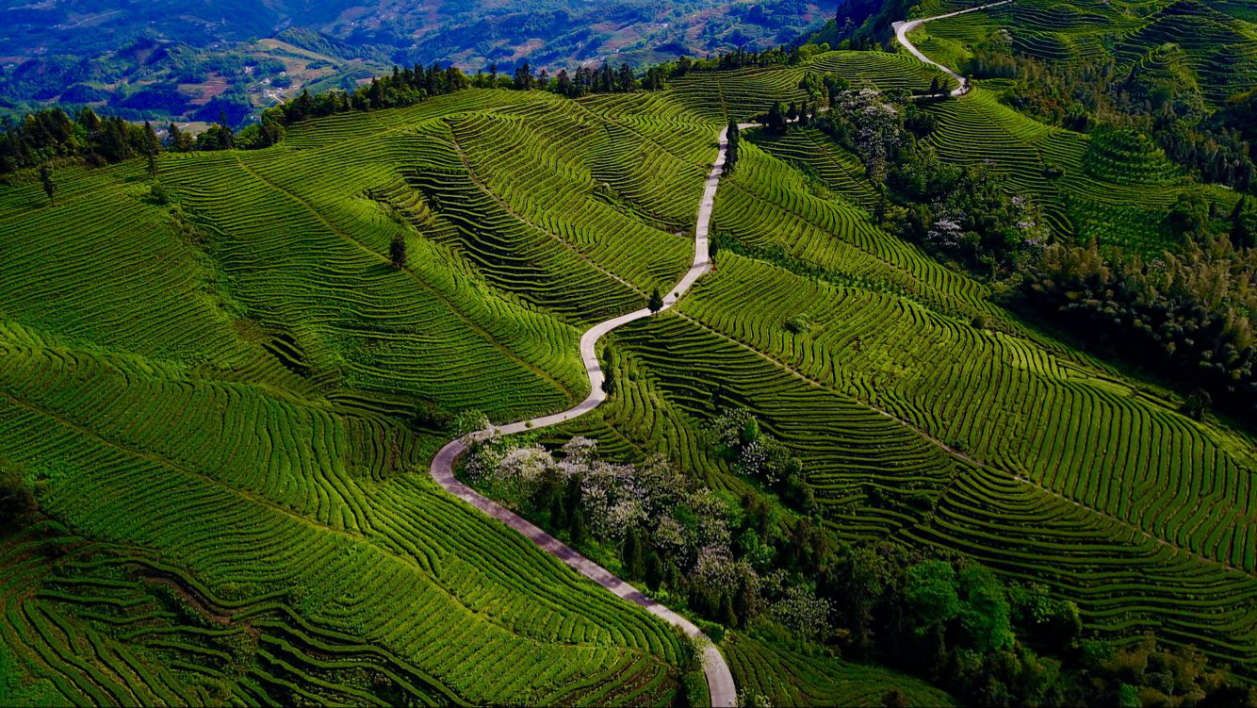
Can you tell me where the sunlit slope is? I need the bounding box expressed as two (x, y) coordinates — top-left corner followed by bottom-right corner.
(1, 76), (1255, 708)
(0, 89), (717, 706)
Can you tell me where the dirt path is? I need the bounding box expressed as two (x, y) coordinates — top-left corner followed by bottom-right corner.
(429, 126), (737, 707)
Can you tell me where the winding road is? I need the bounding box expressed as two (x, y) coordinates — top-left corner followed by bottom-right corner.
(894, 1), (1014, 96)
(428, 5), (1008, 704)
(430, 127), (735, 706)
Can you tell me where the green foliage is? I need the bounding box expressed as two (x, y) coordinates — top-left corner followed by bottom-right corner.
(905, 560), (962, 632)
(1023, 239), (1256, 415)
(648, 286), (664, 312)
(389, 233), (407, 269)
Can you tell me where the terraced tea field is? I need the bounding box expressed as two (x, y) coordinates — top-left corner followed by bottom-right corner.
(1, 6), (1256, 703)
(914, 0), (1257, 104)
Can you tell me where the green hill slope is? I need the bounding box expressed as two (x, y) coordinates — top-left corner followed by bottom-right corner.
(0, 63), (1255, 707)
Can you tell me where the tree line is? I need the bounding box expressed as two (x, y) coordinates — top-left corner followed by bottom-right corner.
(1, 35), (857, 176)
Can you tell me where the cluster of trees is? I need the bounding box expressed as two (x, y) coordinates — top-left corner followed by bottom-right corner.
(814, 87), (1048, 274)
(544, 63), (648, 97)
(705, 408), (815, 514)
(824, 542), (1251, 707)
(460, 426), (834, 636)
(759, 99), (822, 134)
(0, 108), (163, 173)
(1021, 230), (1256, 418)
(463, 411), (1253, 707)
(966, 45), (1255, 195)
(280, 62), (471, 124)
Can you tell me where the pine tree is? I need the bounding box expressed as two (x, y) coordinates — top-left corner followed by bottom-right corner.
(390, 234), (407, 269)
(569, 508), (588, 547)
(601, 345), (617, 395)
(39, 164), (54, 205)
(766, 101), (788, 134)
(647, 286), (664, 313)
(617, 63), (635, 92)
(143, 121), (162, 160)
(725, 120), (741, 173)
(549, 493), (568, 529)
(621, 530), (645, 579)
(929, 77), (941, 95)
(167, 123), (184, 152)
(786, 101), (799, 121)
(645, 550), (664, 591)
(720, 593), (739, 627)
(514, 62), (533, 91)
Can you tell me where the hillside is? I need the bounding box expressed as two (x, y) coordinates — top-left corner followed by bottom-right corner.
(0, 0), (836, 126)
(1, 4), (1256, 707)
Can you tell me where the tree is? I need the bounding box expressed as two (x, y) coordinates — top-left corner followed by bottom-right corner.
(556, 69), (572, 97)
(390, 234), (407, 269)
(645, 549), (664, 591)
(39, 164), (55, 205)
(765, 101), (788, 134)
(513, 62), (533, 91)
(617, 63), (636, 92)
(1231, 195), (1256, 249)
(929, 77), (941, 95)
(882, 689), (908, 708)
(488, 63), (498, 88)
(622, 530), (646, 579)
(601, 345), (617, 395)
(569, 508), (589, 547)
(167, 122), (192, 152)
(142, 121), (162, 175)
(726, 120), (741, 173)
(1183, 388), (1211, 420)
(648, 286), (664, 313)
(905, 560), (961, 634)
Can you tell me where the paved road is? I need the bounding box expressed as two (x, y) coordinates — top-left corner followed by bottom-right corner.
(428, 5), (1014, 696)
(893, 1), (1014, 96)
(429, 125), (737, 708)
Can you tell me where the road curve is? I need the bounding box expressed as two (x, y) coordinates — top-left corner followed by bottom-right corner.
(893, 1), (1014, 96)
(429, 5), (1012, 695)
(430, 126), (737, 707)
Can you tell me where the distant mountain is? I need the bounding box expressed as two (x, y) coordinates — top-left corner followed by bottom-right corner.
(0, 0), (836, 125)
